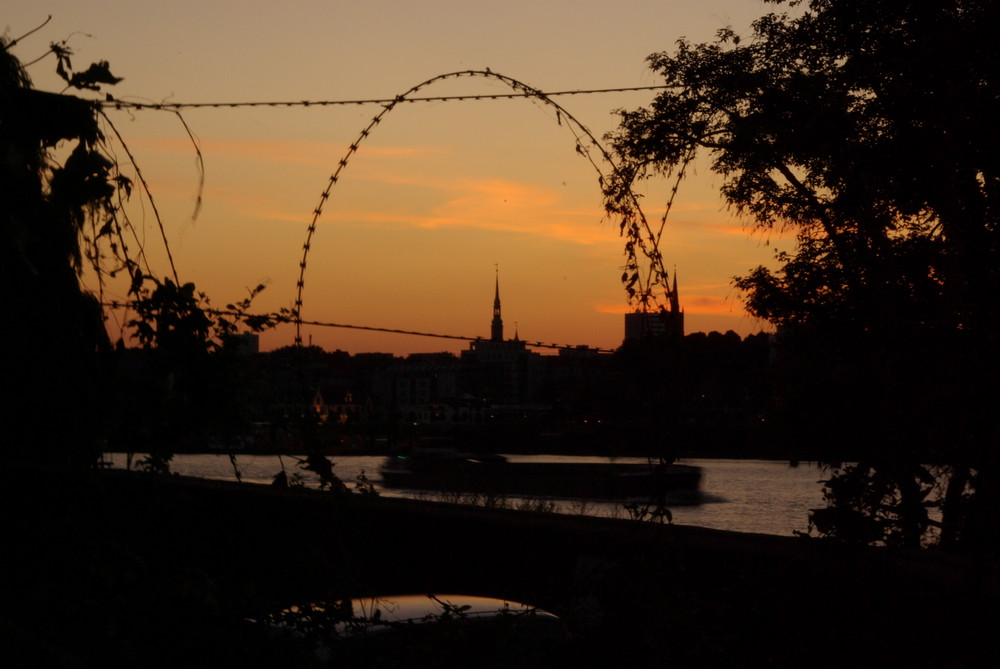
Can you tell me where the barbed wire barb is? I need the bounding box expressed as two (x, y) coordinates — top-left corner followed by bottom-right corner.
(101, 85), (669, 111)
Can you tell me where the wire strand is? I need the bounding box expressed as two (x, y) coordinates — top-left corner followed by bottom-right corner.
(103, 303), (615, 353)
(102, 85), (668, 111)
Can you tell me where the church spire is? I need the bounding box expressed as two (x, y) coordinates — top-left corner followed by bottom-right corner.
(491, 265), (504, 342)
(670, 268), (680, 314)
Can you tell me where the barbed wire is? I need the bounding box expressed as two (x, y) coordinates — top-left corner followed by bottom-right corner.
(103, 302), (615, 353)
(287, 68), (635, 347)
(96, 70), (664, 353)
(289, 317), (616, 353)
(101, 85), (669, 111)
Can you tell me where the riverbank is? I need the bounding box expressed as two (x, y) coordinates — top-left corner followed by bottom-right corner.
(6, 466), (998, 667)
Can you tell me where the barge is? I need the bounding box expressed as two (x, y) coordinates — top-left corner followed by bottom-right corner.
(380, 450), (701, 501)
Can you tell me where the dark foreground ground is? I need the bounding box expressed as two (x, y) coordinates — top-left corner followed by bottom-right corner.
(4, 466), (998, 667)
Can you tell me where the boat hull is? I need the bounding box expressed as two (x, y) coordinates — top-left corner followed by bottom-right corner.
(380, 455), (701, 501)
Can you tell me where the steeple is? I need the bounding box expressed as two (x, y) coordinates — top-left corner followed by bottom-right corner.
(491, 266), (504, 342)
(670, 269), (680, 315)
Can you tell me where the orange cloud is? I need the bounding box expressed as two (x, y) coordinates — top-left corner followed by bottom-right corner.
(593, 302), (631, 315)
(413, 178), (616, 245)
(126, 136), (449, 169)
(126, 136), (761, 255)
(684, 293), (747, 315)
(221, 175), (618, 247)
(127, 136), (615, 241)
(593, 291), (748, 317)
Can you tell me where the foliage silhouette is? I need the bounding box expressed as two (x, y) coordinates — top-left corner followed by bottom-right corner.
(1, 33), (121, 463)
(606, 0), (1000, 551)
(115, 277), (280, 467)
(2, 29), (285, 468)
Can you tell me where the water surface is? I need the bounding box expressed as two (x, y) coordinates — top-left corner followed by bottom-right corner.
(106, 453), (827, 537)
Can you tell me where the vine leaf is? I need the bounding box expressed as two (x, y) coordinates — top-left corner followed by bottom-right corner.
(51, 42), (123, 91)
(66, 61), (123, 91)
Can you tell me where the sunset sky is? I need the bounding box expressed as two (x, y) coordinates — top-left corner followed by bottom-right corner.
(6, 1), (781, 355)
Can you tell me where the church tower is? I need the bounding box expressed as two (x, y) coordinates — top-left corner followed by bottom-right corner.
(464, 267), (537, 405)
(491, 268), (504, 342)
(623, 269), (684, 342)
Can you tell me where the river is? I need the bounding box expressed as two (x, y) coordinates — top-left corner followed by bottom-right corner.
(104, 453), (828, 537)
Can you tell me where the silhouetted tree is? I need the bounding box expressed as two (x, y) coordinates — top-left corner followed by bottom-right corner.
(114, 278), (274, 466)
(606, 0), (1000, 551)
(1, 34), (122, 464)
(2, 31), (280, 467)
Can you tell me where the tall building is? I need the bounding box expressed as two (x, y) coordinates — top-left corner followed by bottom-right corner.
(491, 271), (504, 342)
(462, 270), (541, 405)
(623, 272), (684, 342)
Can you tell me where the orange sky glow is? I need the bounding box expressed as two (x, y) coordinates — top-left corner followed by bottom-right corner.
(7, 0), (779, 355)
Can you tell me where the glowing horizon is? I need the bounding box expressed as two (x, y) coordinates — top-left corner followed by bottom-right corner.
(8, 0), (779, 355)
